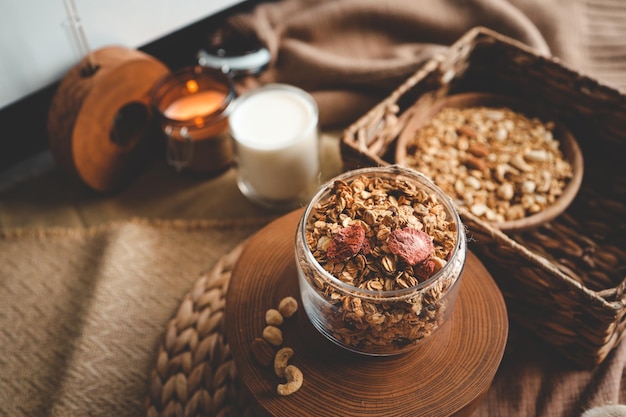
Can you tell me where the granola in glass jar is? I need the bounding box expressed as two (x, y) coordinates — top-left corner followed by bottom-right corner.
(295, 165), (466, 355)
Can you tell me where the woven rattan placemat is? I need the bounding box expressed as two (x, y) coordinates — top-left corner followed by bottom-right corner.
(145, 242), (259, 417)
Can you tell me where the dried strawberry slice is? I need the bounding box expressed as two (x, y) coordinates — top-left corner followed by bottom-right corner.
(413, 259), (435, 281)
(326, 225), (366, 262)
(359, 238), (371, 256)
(387, 227), (434, 265)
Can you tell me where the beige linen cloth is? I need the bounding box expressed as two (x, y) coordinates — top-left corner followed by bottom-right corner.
(1, 0), (626, 416)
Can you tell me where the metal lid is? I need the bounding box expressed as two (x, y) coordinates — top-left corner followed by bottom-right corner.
(197, 28), (270, 77)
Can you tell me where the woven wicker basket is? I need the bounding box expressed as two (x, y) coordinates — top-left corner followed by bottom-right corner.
(341, 27), (626, 368)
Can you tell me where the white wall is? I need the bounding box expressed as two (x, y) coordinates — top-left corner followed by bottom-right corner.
(0, 0), (241, 109)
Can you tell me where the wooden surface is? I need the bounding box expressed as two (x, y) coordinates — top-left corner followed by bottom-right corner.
(395, 92), (584, 232)
(47, 46), (170, 192)
(225, 209), (509, 417)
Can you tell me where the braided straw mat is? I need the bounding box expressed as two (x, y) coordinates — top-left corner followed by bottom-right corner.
(144, 241), (258, 417)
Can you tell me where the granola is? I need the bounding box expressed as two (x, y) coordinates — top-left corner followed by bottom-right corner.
(296, 167), (465, 355)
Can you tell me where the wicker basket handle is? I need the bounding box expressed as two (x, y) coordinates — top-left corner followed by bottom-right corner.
(597, 277), (626, 306)
(614, 277), (626, 304)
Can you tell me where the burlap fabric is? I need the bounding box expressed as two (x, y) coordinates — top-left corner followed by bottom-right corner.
(2, 0), (626, 416)
(0, 219), (270, 416)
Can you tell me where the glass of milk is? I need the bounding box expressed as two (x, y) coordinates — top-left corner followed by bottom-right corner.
(229, 84), (321, 210)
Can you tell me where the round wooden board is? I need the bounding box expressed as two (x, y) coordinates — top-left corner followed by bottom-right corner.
(225, 209), (508, 417)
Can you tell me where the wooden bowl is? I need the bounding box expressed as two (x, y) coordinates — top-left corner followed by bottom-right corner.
(395, 92), (584, 232)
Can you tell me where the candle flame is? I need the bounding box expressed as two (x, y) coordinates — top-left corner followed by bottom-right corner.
(186, 80), (199, 94)
(194, 117), (205, 128)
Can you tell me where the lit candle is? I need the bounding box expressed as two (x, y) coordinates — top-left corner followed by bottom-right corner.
(151, 66), (235, 174)
(229, 84), (320, 209)
(164, 90), (226, 122)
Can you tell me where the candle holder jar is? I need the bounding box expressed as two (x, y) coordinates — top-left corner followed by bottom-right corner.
(295, 165), (467, 356)
(229, 84), (321, 210)
(151, 66), (235, 174)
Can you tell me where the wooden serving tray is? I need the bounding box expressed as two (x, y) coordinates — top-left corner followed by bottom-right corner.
(225, 209), (508, 417)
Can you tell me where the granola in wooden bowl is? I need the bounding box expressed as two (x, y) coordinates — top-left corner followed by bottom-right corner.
(395, 92), (584, 232)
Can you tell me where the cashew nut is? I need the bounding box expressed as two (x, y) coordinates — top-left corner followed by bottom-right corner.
(251, 337), (274, 367)
(464, 175), (482, 191)
(274, 346), (294, 377)
(262, 325), (283, 347)
(521, 180), (537, 194)
(265, 309), (284, 326)
(431, 256), (447, 273)
(277, 365), (303, 396)
(496, 182), (514, 201)
(495, 163), (520, 182)
(524, 149), (549, 162)
(510, 154), (533, 172)
(278, 296), (299, 318)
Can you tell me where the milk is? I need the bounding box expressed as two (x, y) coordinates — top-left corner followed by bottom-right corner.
(229, 84), (320, 208)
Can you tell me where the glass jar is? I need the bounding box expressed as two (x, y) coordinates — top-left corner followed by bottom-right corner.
(151, 66), (235, 174)
(229, 84), (320, 210)
(295, 165), (466, 356)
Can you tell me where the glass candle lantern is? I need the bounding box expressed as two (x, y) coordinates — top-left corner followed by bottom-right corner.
(151, 66), (235, 174)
